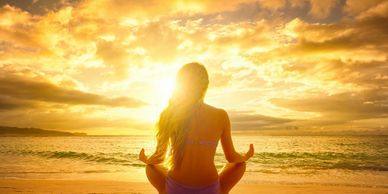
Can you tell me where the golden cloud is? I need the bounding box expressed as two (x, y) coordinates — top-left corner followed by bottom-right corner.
(0, 0), (387, 135)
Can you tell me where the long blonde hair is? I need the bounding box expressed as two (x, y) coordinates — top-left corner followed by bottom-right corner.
(156, 62), (209, 169)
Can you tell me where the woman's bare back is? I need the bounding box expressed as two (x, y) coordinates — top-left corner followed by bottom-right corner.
(168, 103), (225, 186)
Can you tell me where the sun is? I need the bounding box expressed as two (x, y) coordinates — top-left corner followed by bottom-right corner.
(153, 77), (175, 107)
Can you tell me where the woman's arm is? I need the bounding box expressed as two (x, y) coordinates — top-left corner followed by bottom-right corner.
(220, 110), (254, 163)
(139, 141), (167, 165)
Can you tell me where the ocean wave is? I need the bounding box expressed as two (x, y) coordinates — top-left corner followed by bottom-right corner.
(248, 152), (388, 172)
(3, 150), (145, 168)
(2, 150), (387, 172)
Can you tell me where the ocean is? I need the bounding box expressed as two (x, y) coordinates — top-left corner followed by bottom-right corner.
(0, 135), (387, 188)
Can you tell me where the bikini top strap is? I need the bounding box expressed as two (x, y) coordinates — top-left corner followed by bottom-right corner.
(185, 138), (219, 147)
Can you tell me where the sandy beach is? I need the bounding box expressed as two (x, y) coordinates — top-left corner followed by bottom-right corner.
(0, 179), (387, 194)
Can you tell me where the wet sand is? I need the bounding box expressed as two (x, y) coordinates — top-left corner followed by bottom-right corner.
(0, 179), (387, 194)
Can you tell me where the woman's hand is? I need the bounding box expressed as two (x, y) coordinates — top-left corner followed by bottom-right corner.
(139, 148), (165, 165)
(244, 144), (254, 161)
(139, 148), (148, 164)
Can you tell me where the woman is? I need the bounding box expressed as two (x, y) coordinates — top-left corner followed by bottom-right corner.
(138, 62), (254, 194)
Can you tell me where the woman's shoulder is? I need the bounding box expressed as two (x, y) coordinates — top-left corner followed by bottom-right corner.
(203, 103), (228, 117)
(203, 104), (229, 131)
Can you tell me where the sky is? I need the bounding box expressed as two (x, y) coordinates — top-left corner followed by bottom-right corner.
(0, 0), (387, 135)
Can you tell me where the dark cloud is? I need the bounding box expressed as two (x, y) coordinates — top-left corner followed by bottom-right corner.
(245, 1), (388, 64)
(0, 0), (80, 15)
(229, 111), (294, 130)
(282, 59), (388, 88)
(0, 74), (146, 109)
(325, 60), (388, 87)
(271, 89), (388, 121)
(0, 108), (152, 132)
(290, 18), (388, 54)
(0, 95), (37, 110)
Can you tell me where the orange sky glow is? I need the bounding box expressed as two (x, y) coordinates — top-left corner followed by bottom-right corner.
(0, 0), (387, 135)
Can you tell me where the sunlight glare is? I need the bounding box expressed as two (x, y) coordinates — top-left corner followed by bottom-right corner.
(153, 78), (175, 108)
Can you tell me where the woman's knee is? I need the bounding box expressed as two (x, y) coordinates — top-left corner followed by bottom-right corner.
(234, 161), (246, 173)
(145, 164), (166, 193)
(219, 162), (246, 194)
(240, 161), (246, 169)
(221, 162), (246, 175)
(145, 164), (151, 170)
(145, 164), (157, 178)
(145, 164), (152, 178)
(145, 164), (158, 175)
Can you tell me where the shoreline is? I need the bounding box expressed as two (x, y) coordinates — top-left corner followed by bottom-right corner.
(0, 179), (387, 194)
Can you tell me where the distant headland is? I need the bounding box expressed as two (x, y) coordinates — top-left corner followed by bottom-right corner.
(0, 126), (87, 136)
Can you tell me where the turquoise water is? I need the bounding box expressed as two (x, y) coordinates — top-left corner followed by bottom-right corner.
(0, 135), (387, 187)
